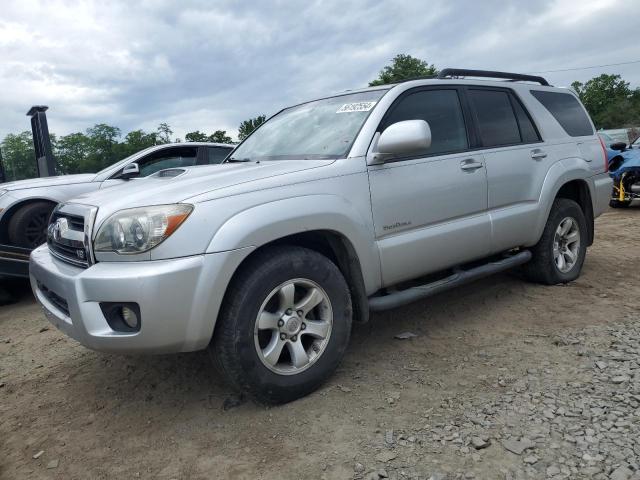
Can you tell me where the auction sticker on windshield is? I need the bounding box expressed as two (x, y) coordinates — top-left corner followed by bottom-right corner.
(336, 102), (377, 113)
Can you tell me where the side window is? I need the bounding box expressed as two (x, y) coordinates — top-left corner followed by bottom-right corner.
(382, 89), (468, 156)
(136, 147), (198, 176)
(511, 96), (540, 144)
(208, 147), (232, 164)
(468, 90), (521, 147)
(530, 90), (594, 137)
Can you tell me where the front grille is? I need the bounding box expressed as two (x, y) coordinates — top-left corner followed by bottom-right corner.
(48, 211), (89, 268)
(38, 281), (70, 317)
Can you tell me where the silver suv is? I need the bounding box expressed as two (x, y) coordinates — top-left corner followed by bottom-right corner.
(30, 69), (612, 404)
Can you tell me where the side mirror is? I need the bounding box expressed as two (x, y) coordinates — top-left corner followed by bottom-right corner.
(370, 120), (431, 164)
(610, 142), (627, 152)
(120, 162), (140, 180)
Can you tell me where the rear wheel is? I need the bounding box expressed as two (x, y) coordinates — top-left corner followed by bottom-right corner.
(8, 202), (54, 249)
(523, 198), (587, 285)
(213, 246), (352, 404)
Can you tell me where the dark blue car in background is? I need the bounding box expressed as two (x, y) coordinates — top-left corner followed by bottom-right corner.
(599, 133), (640, 208)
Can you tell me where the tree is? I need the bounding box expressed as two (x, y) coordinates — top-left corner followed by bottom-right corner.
(0, 132), (37, 181)
(184, 130), (210, 142)
(118, 129), (159, 158)
(571, 74), (635, 128)
(210, 130), (233, 144)
(185, 130), (234, 144)
(156, 123), (173, 144)
(238, 115), (266, 141)
(56, 132), (92, 174)
(369, 54), (438, 86)
(85, 123), (121, 172)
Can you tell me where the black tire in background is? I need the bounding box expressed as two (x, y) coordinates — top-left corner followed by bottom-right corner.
(522, 198), (588, 285)
(8, 202), (55, 249)
(609, 199), (632, 208)
(213, 245), (352, 404)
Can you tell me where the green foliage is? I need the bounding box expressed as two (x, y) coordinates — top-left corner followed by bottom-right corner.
(56, 132), (92, 174)
(156, 123), (173, 144)
(369, 54), (438, 86)
(118, 130), (160, 158)
(238, 115), (266, 141)
(571, 74), (640, 129)
(184, 129), (234, 144)
(0, 132), (37, 181)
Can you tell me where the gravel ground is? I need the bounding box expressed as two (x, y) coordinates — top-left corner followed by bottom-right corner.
(1, 208), (639, 480)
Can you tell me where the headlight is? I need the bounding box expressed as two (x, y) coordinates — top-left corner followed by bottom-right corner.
(94, 204), (193, 254)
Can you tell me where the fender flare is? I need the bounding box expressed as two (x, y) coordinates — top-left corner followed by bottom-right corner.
(206, 194), (382, 294)
(529, 158), (595, 246)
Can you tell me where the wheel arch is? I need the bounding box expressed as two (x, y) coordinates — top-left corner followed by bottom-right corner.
(0, 198), (57, 244)
(530, 160), (597, 248)
(554, 179), (594, 246)
(217, 230), (370, 328)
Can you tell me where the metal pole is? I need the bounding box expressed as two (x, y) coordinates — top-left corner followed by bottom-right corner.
(26, 106), (57, 177)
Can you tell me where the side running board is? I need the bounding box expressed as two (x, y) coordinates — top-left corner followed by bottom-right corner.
(368, 250), (532, 312)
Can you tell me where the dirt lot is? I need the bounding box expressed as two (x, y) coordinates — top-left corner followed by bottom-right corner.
(1, 208), (640, 480)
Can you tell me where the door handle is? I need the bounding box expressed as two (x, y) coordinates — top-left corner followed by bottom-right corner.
(460, 159), (483, 171)
(531, 149), (547, 160)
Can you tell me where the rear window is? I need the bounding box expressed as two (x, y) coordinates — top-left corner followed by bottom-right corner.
(530, 90), (594, 137)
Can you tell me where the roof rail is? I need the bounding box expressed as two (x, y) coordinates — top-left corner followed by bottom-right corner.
(437, 68), (550, 86)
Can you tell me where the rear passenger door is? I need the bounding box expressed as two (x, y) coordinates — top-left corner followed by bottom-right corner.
(368, 87), (491, 287)
(465, 87), (547, 253)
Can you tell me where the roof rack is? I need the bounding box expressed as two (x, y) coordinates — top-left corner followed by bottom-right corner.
(437, 68), (550, 86)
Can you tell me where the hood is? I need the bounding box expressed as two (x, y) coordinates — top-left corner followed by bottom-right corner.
(70, 160), (334, 211)
(1, 173), (96, 191)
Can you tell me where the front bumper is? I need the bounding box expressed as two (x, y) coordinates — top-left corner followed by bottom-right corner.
(29, 244), (252, 353)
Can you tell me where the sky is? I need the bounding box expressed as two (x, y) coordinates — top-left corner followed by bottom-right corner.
(1, 0), (639, 142)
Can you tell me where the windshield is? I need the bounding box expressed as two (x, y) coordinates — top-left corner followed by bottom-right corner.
(598, 133), (614, 145)
(230, 90), (388, 161)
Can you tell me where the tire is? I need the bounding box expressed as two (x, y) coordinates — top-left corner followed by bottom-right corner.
(7, 202), (55, 249)
(522, 198), (587, 285)
(609, 199), (632, 208)
(213, 245), (353, 404)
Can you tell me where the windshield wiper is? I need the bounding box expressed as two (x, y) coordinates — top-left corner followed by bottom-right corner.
(226, 157), (252, 163)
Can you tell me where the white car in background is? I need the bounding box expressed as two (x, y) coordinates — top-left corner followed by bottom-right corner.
(0, 142), (233, 250)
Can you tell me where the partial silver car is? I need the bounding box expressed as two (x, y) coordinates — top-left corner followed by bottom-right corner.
(0, 142), (233, 250)
(30, 69), (611, 404)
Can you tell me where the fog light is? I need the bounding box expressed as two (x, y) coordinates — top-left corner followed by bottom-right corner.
(121, 306), (139, 329)
(100, 302), (141, 332)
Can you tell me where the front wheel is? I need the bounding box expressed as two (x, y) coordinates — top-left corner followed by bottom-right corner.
(523, 198), (587, 285)
(7, 202), (55, 249)
(213, 246), (352, 404)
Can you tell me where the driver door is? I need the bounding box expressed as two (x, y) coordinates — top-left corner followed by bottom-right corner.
(100, 146), (199, 189)
(368, 87), (491, 286)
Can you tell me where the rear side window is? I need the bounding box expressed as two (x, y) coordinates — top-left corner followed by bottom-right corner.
(511, 97), (540, 143)
(530, 90), (594, 137)
(382, 89), (468, 156)
(468, 90), (521, 147)
(208, 147), (232, 164)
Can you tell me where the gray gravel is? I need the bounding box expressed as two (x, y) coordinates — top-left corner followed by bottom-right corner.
(355, 318), (640, 480)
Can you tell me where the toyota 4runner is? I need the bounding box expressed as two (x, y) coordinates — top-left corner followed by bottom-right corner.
(30, 69), (612, 404)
